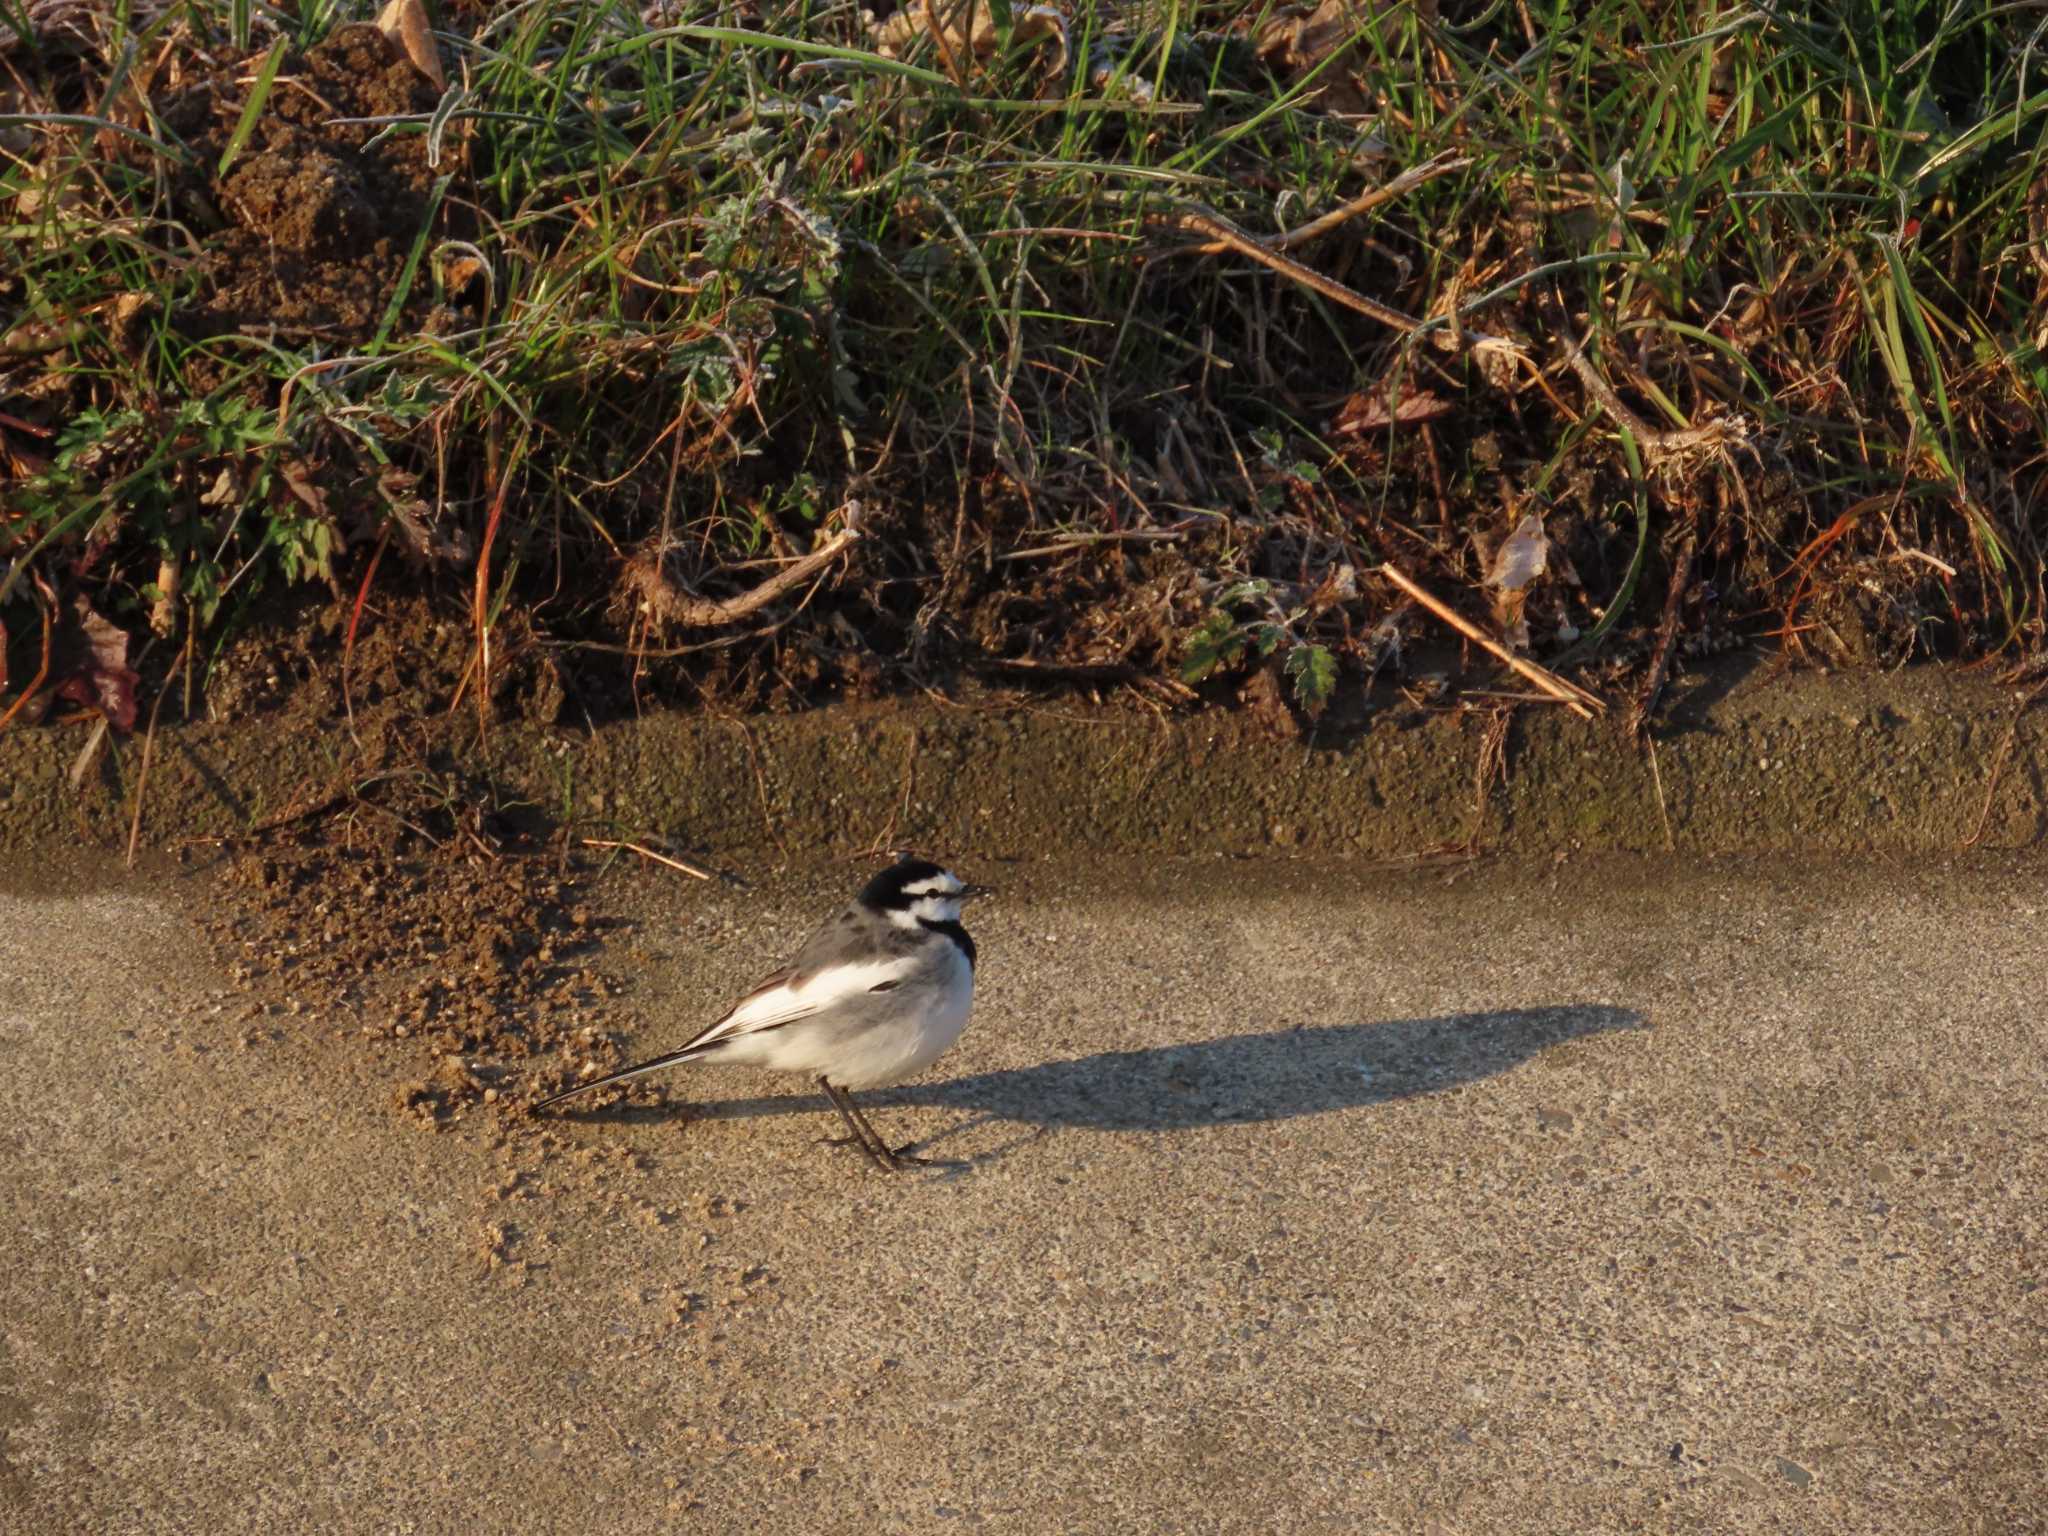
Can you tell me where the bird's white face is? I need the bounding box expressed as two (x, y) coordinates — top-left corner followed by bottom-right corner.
(895, 869), (966, 927)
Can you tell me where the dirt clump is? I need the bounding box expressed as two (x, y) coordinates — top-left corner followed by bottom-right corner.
(156, 24), (449, 346)
(194, 584), (572, 735)
(194, 776), (651, 1135)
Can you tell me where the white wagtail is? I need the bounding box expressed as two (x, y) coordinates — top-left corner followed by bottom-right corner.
(533, 859), (988, 1171)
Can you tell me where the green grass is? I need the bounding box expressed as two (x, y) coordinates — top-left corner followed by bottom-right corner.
(2, 0), (2045, 715)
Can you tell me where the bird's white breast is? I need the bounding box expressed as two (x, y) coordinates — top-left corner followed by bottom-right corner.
(709, 938), (976, 1091)
(831, 939), (975, 1091)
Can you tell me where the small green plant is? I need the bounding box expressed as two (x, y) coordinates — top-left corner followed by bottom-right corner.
(1249, 429), (1323, 514)
(1182, 580), (1339, 717)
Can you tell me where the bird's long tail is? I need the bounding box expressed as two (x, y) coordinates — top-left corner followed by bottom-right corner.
(530, 1045), (705, 1112)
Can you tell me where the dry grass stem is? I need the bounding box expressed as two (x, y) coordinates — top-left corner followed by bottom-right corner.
(1163, 152), (1475, 259)
(580, 838), (715, 879)
(1158, 207), (1528, 369)
(125, 645), (189, 868)
(1380, 563), (1602, 718)
(1961, 681), (2047, 849)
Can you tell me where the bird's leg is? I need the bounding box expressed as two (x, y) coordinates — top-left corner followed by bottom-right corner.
(818, 1077), (902, 1171)
(819, 1079), (964, 1171)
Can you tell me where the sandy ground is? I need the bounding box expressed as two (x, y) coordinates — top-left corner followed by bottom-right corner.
(1, 852), (2043, 1533)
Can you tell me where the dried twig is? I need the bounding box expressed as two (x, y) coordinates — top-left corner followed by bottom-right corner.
(343, 526), (391, 742)
(126, 645), (190, 868)
(1631, 516), (1697, 737)
(625, 503), (863, 627)
(68, 716), (109, 788)
(468, 434), (514, 733)
(1000, 513), (1220, 561)
(1379, 563), (1603, 718)
(1165, 153), (1473, 259)
(1156, 207), (1529, 370)
(0, 585), (54, 733)
(1470, 703), (1514, 842)
(967, 654), (1140, 684)
(1543, 287), (1747, 469)
(1962, 679), (2048, 849)
(1646, 735), (1674, 852)
(920, 0), (966, 82)
(1555, 327), (1740, 460)
(581, 838), (715, 879)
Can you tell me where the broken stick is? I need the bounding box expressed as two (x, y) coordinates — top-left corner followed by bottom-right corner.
(1379, 563), (1603, 719)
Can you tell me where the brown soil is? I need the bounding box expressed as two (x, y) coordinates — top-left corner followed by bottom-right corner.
(199, 585), (569, 734)
(196, 828), (627, 1132)
(180, 619), (656, 1146)
(6, 649), (2042, 866)
(182, 803), (749, 1268)
(157, 24), (450, 350)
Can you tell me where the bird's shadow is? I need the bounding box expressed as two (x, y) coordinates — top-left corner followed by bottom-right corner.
(563, 1004), (1646, 1158)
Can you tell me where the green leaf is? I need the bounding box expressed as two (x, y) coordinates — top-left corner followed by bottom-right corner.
(369, 173), (452, 356)
(426, 84), (467, 170)
(1181, 611), (1245, 682)
(1284, 644), (1337, 715)
(1214, 579), (1272, 609)
(218, 37), (288, 178)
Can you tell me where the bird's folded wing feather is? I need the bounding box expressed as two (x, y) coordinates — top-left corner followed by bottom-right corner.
(532, 952), (919, 1109)
(681, 953), (921, 1051)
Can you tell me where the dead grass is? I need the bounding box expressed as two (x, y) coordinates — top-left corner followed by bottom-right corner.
(2, 0), (2045, 727)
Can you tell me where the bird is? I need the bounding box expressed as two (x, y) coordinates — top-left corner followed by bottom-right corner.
(532, 858), (989, 1172)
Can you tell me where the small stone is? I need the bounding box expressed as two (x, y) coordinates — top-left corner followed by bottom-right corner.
(1774, 1457), (1812, 1489)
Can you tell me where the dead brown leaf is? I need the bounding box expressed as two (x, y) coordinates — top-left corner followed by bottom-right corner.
(277, 457), (329, 518)
(377, 0), (446, 91)
(1330, 387), (1453, 435)
(377, 466), (471, 566)
(52, 596), (140, 731)
(1254, 0), (1375, 110)
(1485, 512), (1550, 651)
(870, 0), (1068, 72)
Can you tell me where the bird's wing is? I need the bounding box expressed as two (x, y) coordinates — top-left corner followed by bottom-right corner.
(531, 951), (918, 1110)
(684, 952), (920, 1049)
(776, 899), (884, 982)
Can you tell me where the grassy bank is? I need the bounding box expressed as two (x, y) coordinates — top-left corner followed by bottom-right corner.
(3, 0), (2045, 727)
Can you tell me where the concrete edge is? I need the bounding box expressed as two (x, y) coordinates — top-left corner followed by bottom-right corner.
(0, 663), (2040, 860)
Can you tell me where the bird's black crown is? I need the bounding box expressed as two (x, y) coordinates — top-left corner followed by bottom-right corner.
(857, 858), (953, 911)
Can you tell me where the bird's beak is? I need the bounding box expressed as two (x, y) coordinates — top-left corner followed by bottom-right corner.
(957, 883), (995, 901)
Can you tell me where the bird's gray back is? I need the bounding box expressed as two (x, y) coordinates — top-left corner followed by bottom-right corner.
(782, 899), (924, 986)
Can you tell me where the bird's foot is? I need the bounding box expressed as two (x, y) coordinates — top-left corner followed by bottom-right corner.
(816, 1133), (961, 1171)
(883, 1142), (967, 1170)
